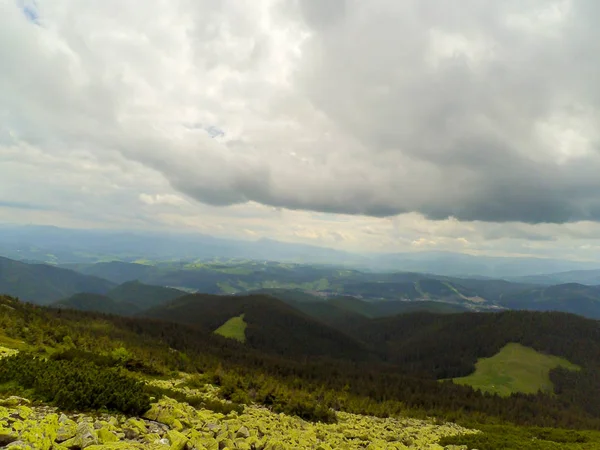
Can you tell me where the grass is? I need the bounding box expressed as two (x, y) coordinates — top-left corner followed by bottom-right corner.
(217, 282), (239, 294)
(214, 314), (247, 343)
(0, 334), (29, 351)
(452, 343), (580, 397)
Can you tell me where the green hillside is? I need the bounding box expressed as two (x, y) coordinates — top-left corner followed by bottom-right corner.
(53, 292), (140, 316)
(107, 280), (185, 309)
(452, 343), (580, 396)
(498, 283), (600, 318)
(0, 256), (115, 304)
(214, 314), (247, 343)
(143, 294), (372, 361)
(0, 294), (600, 447)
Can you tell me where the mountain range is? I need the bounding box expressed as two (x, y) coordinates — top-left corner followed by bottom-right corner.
(3, 224), (600, 278)
(4, 254), (600, 319)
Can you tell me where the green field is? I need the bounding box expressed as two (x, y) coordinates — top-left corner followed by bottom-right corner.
(214, 314), (247, 343)
(452, 343), (580, 397)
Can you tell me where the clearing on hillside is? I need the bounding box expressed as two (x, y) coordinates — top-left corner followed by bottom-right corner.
(214, 314), (247, 343)
(452, 342), (580, 397)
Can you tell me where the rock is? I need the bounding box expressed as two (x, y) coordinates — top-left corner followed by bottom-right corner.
(97, 427), (118, 444)
(85, 443), (146, 449)
(186, 431), (219, 450)
(0, 432), (18, 446)
(143, 399), (191, 430)
(167, 429), (189, 450)
(56, 414), (78, 442)
(62, 422), (99, 449)
(123, 417), (147, 437)
(235, 426), (250, 439)
(0, 397), (30, 408)
(6, 440), (32, 449)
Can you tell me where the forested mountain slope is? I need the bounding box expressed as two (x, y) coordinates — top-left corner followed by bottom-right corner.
(0, 256), (114, 304)
(53, 292), (140, 316)
(0, 293), (600, 437)
(142, 294), (372, 361)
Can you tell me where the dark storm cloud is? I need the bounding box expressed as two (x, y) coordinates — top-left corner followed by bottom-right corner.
(3, 0), (600, 224)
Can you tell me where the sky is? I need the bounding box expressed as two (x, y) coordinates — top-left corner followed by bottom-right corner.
(2, 0), (600, 260)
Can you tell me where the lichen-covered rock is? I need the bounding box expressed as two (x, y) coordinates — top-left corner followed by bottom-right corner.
(125, 417), (147, 433)
(98, 427), (119, 444)
(62, 421), (99, 449)
(56, 414), (77, 442)
(0, 397), (30, 408)
(166, 429), (188, 450)
(6, 439), (33, 449)
(0, 431), (18, 446)
(143, 398), (193, 430)
(186, 430), (219, 450)
(0, 377), (478, 450)
(235, 426), (250, 439)
(17, 412), (58, 450)
(86, 443), (146, 449)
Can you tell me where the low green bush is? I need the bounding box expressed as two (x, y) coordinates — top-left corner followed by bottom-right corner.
(0, 353), (150, 415)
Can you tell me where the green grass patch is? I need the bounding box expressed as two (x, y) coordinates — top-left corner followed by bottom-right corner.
(217, 282), (239, 294)
(452, 343), (580, 397)
(439, 424), (600, 450)
(0, 334), (29, 351)
(214, 314), (247, 343)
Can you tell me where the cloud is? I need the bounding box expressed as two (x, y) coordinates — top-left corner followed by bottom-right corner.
(2, 0), (600, 230)
(139, 194), (188, 207)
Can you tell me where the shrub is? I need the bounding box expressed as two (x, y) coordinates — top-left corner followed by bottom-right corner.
(0, 353), (150, 415)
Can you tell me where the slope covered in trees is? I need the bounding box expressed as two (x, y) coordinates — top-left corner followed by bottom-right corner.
(53, 293), (140, 316)
(0, 256), (114, 304)
(107, 280), (185, 309)
(498, 283), (600, 318)
(1, 293), (600, 433)
(143, 294), (372, 361)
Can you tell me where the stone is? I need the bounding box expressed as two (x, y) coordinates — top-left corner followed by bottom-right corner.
(97, 427), (119, 444)
(0, 397), (30, 408)
(235, 426), (250, 439)
(56, 414), (78, 442)
(62, 422), (99, 449)
(167, 429), (189, 450)
(0, 432), (18, 446)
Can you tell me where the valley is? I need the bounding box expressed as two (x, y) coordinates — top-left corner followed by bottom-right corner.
(1, 251), (600, 448)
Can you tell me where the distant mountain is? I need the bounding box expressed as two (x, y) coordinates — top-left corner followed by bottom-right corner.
(0, 224), (365, 266)
(508, 269), (600, 286)
(142, 294), (371, 361)
(243, 289), (468, 330)
(63, 262), (161, 285)
(107, 281), (185, 310)
(497, 283), (600, 319)
(67, 262), (502, 311)
(53, 293), (140, 316)
(0, 256), (114, 304)
(3, 224), (600, 277)
(368, 251), (600, 278)
(336, 278), (498, 311)
(328, 297), (468, 317)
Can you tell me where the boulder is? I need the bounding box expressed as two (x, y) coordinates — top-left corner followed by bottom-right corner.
(166, 429), (188, 450)
(62, 422), (99, 449)
(56, 414), (78, 442)
(235, 426), (250, 439)
(97, 427), (119, 444)
(0, 397), (30, 408)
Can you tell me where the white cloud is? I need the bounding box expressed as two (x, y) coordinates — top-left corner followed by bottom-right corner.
(139, 194), (188, 207)
(2, 0), (600, 260)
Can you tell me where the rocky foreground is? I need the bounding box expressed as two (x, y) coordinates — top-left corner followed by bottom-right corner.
(0, 378), (477, 450)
